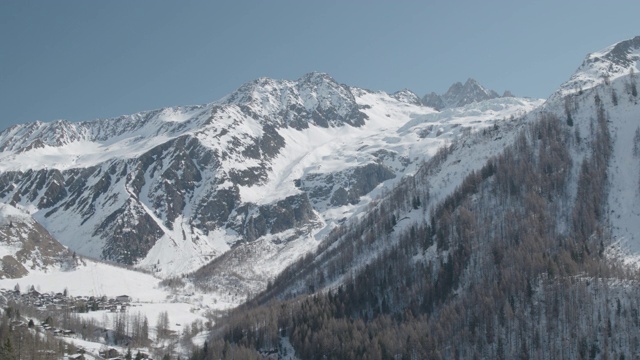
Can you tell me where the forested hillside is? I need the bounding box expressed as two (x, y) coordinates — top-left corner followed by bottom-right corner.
(189, 71), (640, 359)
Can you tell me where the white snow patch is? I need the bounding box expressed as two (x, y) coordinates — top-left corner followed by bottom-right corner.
(0, 260), (165, 301)
(0, 203), (32, 225)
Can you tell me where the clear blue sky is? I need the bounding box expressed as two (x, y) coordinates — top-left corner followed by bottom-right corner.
(1, 1), (640, 130)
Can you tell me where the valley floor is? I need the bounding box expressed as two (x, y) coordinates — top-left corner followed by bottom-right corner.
(0, 260), (221, 358)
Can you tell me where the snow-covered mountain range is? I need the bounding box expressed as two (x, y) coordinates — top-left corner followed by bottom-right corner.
(0, 71), (541, 286)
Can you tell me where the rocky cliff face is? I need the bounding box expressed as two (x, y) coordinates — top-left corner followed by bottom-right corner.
(0, 204), (68, 279)
(300, 162), (398, 208)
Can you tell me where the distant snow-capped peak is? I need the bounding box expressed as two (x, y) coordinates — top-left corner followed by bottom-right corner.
(421, 78), (502, 110)
(221, 72), (367, 129)
(391, 89), (422, 106)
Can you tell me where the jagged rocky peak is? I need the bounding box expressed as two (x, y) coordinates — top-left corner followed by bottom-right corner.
(297, 71), (337, 86)
(421, 92), (445, 110)
(221, 76), (279, 105)
(449, 78), (501, 106)
(422, 78), (501, 110)
(391, 89), (422, 105)
(222, 72), (367, 129)
(223, 71), (343, 106)
(557, 35), (640, 98)
(0, 118), (87, 152)
(593, 35), (640, 68)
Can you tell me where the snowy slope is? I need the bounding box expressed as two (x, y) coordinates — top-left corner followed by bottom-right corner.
(188, 91), (543, 302)
(0, 106), (212, 172)
(251, 96), (548, 299)
(553, 35), (640, 99)
(0, 203), (68, 278)
(596, 76), (640, 265)
(533, 35), (640, 267)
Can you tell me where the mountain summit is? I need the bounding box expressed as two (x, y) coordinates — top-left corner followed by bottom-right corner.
(422, 78), (502, 110)
(221, 72), (367, 129)
(556, 35), (640, 98)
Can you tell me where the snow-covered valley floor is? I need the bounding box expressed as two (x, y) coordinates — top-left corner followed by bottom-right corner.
(0, 259), (225, 358)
